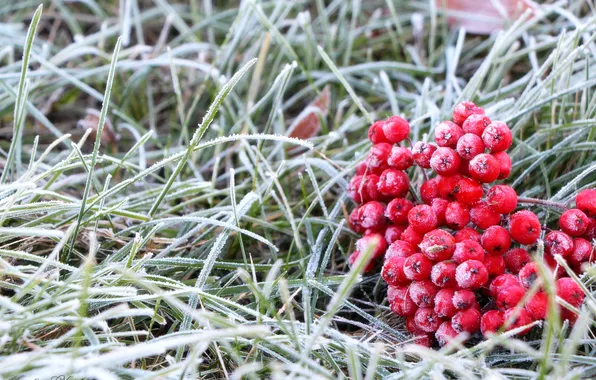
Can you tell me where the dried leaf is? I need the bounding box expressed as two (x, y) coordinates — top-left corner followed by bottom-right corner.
(288, 86), (330, 139)
(77, 108), (118, 146)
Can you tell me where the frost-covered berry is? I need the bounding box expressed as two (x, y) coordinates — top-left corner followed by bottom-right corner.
(408, 205), (439, 234)
(419, 229), (456, 261)
(349, 174), (383, 203)
(482, 121), (512, 152)
(385, 198), (414, 225)
(456, 133), (485, 160)
(412, 142), (437, 169)
(349, 208), (365, 234)
(452, 289), (477, 310)
(453, 101), (485, 126)
(431, 198), (449, 226)
(481, 226), (511, 256)
(386, 240), (415, 259)
(544, 230), (574, 257)
(503, 308), (533, 335)
(435, 321), (460, 347)
(434, 288), (457, 318)
(509, 210), (541, 245)
(445, 202), (470, 230)
(480, 310), (504, 336)
(381, 256), (408, 286)
(356, 201), (386, 230)
(388, 146), (414, 170)
(503, 248), (531, 274)
(556, 277), (585, 308)
(484, 254), (506, 277)
(382, 116), (410, 143)
(496, 285), (525, 310)
(348, 175), (364, 204)
(456, 260), (489, 289)
(356, 233), (387, 260)
(568, 238), (594, 268)
(402, 226), (424, 246)
(403, 253), (433, 280)
(368, 120), (390, 144)
(388, 285), (417, 317)
(559, 209), (591, 237)
(452, 308), (481, 333)
(486, 185), (518, 214)
(469, 153), (500, 183)
(420, 178), (440, 204)
(430, 147), (461, 176)
(414, 307), (442, 332)
(435, 121), (464, 148)
(410, 280), (439, 307)
(454, 227), (482, 243)
(385, 225), (405, 245)
(437, 174), (463, 199)
(490, 274), (521, 295)
(462, 113), (491, 136)
(518, 263), (540, 289)
(377, 169), (409, 198)
(454, 178), (483, 205)
(525, 292), (548, 320)
(366, 143), (392, 172)
(453, 239), (484, 264)
(492, 151), (513, 179)
(430, 261), (458, 288)
(470, 201), (501, 230)
(576, 189), (596, 217)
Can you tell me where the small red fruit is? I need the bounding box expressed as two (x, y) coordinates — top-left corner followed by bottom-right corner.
(412, 142), (437, 169)
(366, 143), (392, 172)
(462, 113), (491, 136)
(484, 254), (506, 277)
(544, 230), (574, 257)
(525, 292), (548, 320)
(414, 307), (442, 332)
(388, 146), (414, 170)
(454, 178), (483, 205)
(482, 121), (512, 152)
(568, 238), (594, 268)
(492, 151), (513, 179)
(368, 120), (390, 144)
(419, 229), (456, 261)
(468, 153), (500, 183)
(385, 198), (414, 225)
(486, 185), (518, 214)
(480, 310), (504, 336)
(453, 101), (485, 126)
(382, 116), (410, 143)
(355, 233), (387, 260)
(576, 189), (596, 217)
(455, 260), (489, 289)
(356, 201), (386, 230)
(377, 169), (409, 198)
(420, 178), (440, 204)
(452, 289), (477, 310)
(434, 288), (457, 318)
(388, 285), (417, 317)
(348, 250), (377, 272)
(403, 253), (433, 280)
(445, 202), (471, 230)
(556, 277), (585, 308)
(490, 274), (521, 295)
(456, 133), (485, 160)
(453, 239), (484, 264)
(518, 263), (540, 289)
(452, 308), (481, 333)
(470, 201), (501, 230)
(408, 205), (439, 234)
(349, 208), (365, 234)
(435, 321), (460, 347)
(410, 280), (439, 307)
(381, 256), (408, 286)
(435, 121), (464, 148)
(437, 174), (463, 199)
(481, 226), (511, 256)
(503, 308), (533, 335)
(454, 227), (482, 243)
(503, 248), (531, 274)
(496, 285), (525, 310)
(559, 209), (590, 237)
(430, 147), (461, 176)
(430, 261), (458, 288)
(385, 225), (406, 244)
(509, 210), (541, 245)
(385, 240), (415, 259)
(431, 198), (449, 226)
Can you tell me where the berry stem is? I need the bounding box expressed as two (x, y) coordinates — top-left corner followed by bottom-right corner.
(517, 197), (568, 211)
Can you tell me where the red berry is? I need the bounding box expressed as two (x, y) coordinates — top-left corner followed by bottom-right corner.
(482, 121), (512, 152)
(434, 288), (457, 318)
(496, 285), (525, 310)
(366, 143), (392, 173)
(403, 253), (433, 280)
(388, 146), (414, 170)
(430, 147), (461, 176)
(435, 121), (464, 148)
(356, 233), (387, 260)
(347, 175), (364, 203)
(420, 178), (440, 204)
(452, 289), (477, 310)
(388, 285), (417, 317)
(419, 229), (456, 261)
(518, 263), (540, 289)
(462, 113), (491, 136)
(454, 227), (482, 243)
(583, 218), (596, 240)
(377, 169), (409, 198)
(412, 142), (437, 169)
(453, 101), (484, 126)
(456, 260), (489, 289)
(414, 307), (442, 332)
(492, 151), (512, 179)
(481, 226), (511, 256)
(445, 202), (470, 230)
(349, 174), (383, 203)
(559, 209), (590, 237)
(484, 254), (505, 277)
(386, 240), (415, 259)
(381, 256), (408, 286)
(368, 120), (390, 144)
(385, 198), (414, 225)
(382, 116), (410, 143)
(408, 205), (439, 234)
(486, 185), (518, 214)
(348, 250), (377, 272)
(568, 238), (594, 268)
(503, 308), (533, 335)
(544, 230), (574, 257)
(406, 316), (424, 334)
(437, 174), (463, 199)
(456, 133), (485, 160)
(402, 226), (424, 246)
(356, 201), (386, 230)
(509, 210), (541, 245)
(576, 189), (596, 217)
(349, 208), (365, 233)
(454, 178), (483, 205)
(556, 277), (584, 308)
(453, 239), (484, 264)
(490, 274), (521, 295)
(431, 198), (449, 226)
(458, 158), (471, 177)
(431, 261), (457, 288)
(385, 225), (406, 244)
(355, 161), (367, 176)
(435, 321), (460, 346)
(470, 201), (501, 230)
(561, 309), (579, 325)
(410, 280), (439, 307)
(480, 310), (504, 336)
(468, 153), (500, 183)
(525, 292), (548, 320)
(452, 308), (481, 333)
(503, 248), (531, 274)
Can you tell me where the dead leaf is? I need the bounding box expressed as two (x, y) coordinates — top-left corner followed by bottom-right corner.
(288, 86), (330, 140)
(77, 108), (118, 146)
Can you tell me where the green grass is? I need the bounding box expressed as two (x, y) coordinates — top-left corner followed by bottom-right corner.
(0, 0), (595, 378)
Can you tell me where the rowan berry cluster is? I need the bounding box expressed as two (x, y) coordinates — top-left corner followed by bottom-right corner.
(347, 101), (596, 348)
